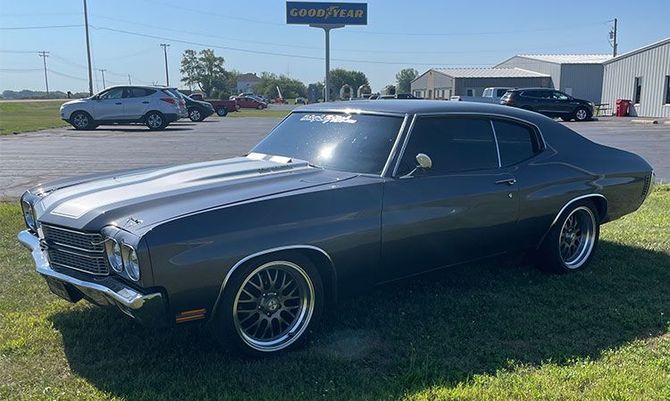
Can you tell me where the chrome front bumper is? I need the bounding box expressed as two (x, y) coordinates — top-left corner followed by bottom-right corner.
(18, 230), (167, 327)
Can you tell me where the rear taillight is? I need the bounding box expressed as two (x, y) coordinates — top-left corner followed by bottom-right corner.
(161, 97), (176, 104)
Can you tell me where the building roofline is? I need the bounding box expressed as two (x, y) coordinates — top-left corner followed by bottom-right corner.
(603, 37), (670, 64)
(496, 54), (611, 66)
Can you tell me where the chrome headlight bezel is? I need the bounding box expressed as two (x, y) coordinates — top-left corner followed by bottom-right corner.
(105, 238), (124, 273)
(21, 198), (37, 231)
(122, 244), (140, 282)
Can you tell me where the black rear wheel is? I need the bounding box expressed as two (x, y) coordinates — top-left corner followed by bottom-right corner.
(216, 107), (228, 117)
(145, 111), (167, 130)
(189, 108), (204, 122)
(574, 107), (590, 121)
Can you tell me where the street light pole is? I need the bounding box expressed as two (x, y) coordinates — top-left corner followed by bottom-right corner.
(99, 69), (106, 88)
(160, 43), (170, 86)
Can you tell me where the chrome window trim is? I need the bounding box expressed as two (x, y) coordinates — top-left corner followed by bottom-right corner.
(209, 245), (334, 322)
(381, 113), (410, 177)
(391, 112), (547, 178)
(391, 114), (418, 177)
(489, 120), (502, 168)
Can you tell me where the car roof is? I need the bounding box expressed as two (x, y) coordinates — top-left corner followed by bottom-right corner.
(509, 87), (555, 92)
(295, 99), (542, 117)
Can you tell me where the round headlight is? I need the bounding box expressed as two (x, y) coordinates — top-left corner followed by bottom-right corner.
(123, 245), (140, 281)
(105, 238), (123, 273)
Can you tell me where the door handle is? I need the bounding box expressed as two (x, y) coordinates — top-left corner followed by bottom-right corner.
(115, 102), (122, 105)
(142, 101), (150, 104)
(495, 178), (516, 186)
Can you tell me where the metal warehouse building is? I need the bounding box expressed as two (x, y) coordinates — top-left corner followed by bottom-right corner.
(495, 54), (611, 102)
(601, 38), (670, 118)
(410, 68), (551, 99)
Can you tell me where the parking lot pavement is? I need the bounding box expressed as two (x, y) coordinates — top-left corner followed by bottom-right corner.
(0, 116), (668, 199)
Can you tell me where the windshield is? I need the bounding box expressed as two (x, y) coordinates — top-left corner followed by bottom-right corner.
(252, 112), (404, 175)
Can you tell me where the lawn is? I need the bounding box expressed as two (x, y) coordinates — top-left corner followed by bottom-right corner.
(0, 101), (68, 134)
(1, 188), (669, 401)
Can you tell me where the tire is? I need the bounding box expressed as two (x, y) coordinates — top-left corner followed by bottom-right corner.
(145, 111), (167, 130)
(216, 107), (228, 117)
(257, 104), (264, 110)
(212, 252), (323, 356)
(189, 108), (204, 122)
(70, 111), (96, 130)
(560, 116), (573, 121)
(535, 200), (600, 273)
(573, 107), (590, 122)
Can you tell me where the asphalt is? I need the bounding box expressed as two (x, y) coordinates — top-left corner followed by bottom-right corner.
(0, 116), (668, 199)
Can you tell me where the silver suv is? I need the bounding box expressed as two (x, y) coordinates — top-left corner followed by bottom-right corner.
(60, 86), (185, 130)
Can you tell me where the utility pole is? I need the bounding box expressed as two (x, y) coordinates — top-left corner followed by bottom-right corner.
(83, 0), (94, 95)
(38, 51), (49, 94)
(160, 43), (170, 86)
(609, 18), (618, 57)
(309, 24), (344, 101)
(128, 74), (132, 84)
(99, 69), (107, 88)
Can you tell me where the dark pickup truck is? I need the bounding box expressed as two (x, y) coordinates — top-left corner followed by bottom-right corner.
(189, 93), (240, 116)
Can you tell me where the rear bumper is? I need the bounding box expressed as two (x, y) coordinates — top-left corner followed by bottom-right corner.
(18, 230), (168, 327)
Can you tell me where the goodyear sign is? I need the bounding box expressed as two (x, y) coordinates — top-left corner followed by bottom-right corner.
(286, 2), (367, 25)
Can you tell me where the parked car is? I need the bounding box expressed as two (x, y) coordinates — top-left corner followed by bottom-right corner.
(163, 88), (198, 120)
(190, 93), (240, 116)
(295, 97), (307, 104)
(450, 87), (512, 103)
(500, 88), (595, 121)
(59, 86), (182, 130)
(179, 92), (215, 122)
(20, 101), (653, 355)
(378, 94), (421, 99)
(233, 96), (268, 109)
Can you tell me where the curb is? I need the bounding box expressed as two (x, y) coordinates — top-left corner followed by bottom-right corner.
(631, 119), (659, 125)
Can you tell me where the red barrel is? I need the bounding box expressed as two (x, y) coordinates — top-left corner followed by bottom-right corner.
(616, 99), (631, 117)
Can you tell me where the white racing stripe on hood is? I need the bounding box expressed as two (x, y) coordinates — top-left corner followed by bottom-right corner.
(43, 157), (308, 219)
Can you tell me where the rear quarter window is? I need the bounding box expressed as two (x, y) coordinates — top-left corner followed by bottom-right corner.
(493, 119), (542, 166)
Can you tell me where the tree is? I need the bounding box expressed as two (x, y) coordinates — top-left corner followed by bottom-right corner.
(307, 82), (324, 102)
(180, 49), (235, 97)
(329, 69), (369, 100)
(395, 68), (418, 94)
(253, 72), (307, 99)
(382, 84), (396, 95)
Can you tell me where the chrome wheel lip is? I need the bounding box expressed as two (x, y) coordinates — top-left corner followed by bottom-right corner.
(559, 206), (596, 269)
(232, 260), (315, 352)
(575, 109), (588, 120)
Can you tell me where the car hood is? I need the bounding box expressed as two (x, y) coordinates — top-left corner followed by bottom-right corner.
(32, 156), (357, 233)
(60, 98), (89, 108)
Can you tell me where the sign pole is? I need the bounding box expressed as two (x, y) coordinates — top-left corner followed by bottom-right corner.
(312, 24), (344, 101)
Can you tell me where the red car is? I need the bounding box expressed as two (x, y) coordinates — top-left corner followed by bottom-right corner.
(189, 93), (240, 116)
(233, 96), (267, 109)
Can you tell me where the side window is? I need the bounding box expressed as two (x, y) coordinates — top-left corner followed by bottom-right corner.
(496, 89), (508, 97)
(493, 119), (542, 166)
(99, 87), (124, 100)
(552, 91), (569, 100)
(399, 117), (498, 175)
(129, 88), (154, 97)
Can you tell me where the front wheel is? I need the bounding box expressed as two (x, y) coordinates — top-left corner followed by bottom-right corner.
(145, 111), (167, 130)
(213, 253), (323, 355)
(535, 201), (600, 273)
(216, 107), (227, 117)
(574, 107), (590, 121)
(189, 108), (204, 122)
(70, 111), (96, 130)
(257, 104), (264, 110)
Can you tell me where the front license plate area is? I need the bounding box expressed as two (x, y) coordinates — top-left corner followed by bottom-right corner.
(45, 277), (82, 303)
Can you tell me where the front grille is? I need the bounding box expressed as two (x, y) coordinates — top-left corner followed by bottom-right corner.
(42, 224), (109, 276)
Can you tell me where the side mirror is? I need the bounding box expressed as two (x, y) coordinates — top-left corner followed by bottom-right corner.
(400, 153), (432, 178)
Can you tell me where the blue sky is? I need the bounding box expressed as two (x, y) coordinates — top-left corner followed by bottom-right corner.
(0, 0), (668, 93)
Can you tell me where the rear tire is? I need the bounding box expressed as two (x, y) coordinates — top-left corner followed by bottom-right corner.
(145, 111), (167, 130)
(70, 111), (96, 130)
(216, 107), (228, 117)
(534, 200), (600, 273)
(212, 252), (323, 356)
(257, 104), (264, 110)
(189, 108), (204, 122)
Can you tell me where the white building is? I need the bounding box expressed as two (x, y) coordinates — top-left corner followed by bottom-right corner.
(601, 38), (670, 117)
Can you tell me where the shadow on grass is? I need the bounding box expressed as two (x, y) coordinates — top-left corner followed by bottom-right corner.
(50, 241), (670, 401)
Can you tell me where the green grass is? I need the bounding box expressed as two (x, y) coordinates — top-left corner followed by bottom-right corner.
(1, 188), (669, 400)
(0, 101), (68, 134)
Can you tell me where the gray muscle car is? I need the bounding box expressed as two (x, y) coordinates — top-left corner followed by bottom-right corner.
(19, 101), (654, 355)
